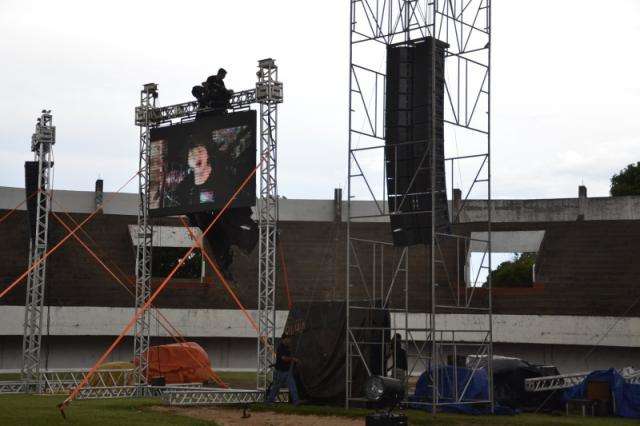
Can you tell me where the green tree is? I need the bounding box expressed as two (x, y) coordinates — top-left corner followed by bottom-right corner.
(486, 252), (536, 288)
(610, 162), (640, 196)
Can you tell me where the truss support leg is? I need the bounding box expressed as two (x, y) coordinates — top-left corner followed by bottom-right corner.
(133, 83), (157, 393)
(256, 58), (283, 390)
(21, 110), (55, 393)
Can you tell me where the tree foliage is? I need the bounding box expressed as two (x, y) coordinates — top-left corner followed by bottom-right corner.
(610, 162), (640, 196)
(486, 252), (536, 288)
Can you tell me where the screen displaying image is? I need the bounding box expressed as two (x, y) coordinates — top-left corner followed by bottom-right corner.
(149, 110), (256, 216)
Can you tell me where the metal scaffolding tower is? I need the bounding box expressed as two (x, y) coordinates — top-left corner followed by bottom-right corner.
(346, 0), (493, 410)
(133, 83), (157, 388)
(256, 58), (283, 390)
(22, 110), (55, 392)
(132, 60), (282, 391)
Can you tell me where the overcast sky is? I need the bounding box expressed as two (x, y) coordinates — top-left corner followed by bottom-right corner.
(1, 0), (639, 200)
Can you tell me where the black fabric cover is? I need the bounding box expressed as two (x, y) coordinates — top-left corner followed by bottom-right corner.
(188, 207), (258, 278)
(385, 36), (450, 246)
(283, 301), (390, 403)
(24, 161), (39, 242)
(490, 357), (561, 410)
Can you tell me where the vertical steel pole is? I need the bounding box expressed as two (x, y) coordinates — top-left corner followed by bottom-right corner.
(257, 58), (281, 390)
(21, 110), (55, 393)
(486, 0), (494, 412)
(429, 30), (439, 415)
(345, 0), (355, 408)
(133, 83), (157, 390)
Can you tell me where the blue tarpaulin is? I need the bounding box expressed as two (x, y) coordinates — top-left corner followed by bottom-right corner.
(562, 369), (640, 419)
(410, 366), (515, 415)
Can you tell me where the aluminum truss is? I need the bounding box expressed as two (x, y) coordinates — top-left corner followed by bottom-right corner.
(21, 110), (55, 393)
(132, 60), (282, 393)
(525, 368), (640, 393)
(162, 388), (288, 406)
(133, 83), (157, 389)
(347, 0), (493, 411)
(256, 58), (283, 390)
(41, 368), (136, 394)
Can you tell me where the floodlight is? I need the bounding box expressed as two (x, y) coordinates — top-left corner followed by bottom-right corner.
(365, 376), (404, 403)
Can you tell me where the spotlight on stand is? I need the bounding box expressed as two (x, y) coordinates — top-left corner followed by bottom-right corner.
(364, 376), (407, 426)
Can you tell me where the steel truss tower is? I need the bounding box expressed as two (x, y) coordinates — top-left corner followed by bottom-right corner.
(132, 60), (282, 391)
(22, 110), (55, 392)
(256, 58), (282, 390)
(347, 0), (493, 410)
(133, 83), (157, 389)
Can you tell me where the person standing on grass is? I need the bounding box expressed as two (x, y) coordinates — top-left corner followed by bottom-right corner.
(267, 335), (301, 405)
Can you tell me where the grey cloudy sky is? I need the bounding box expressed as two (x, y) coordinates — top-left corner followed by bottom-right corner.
(1, 0), (639, 200)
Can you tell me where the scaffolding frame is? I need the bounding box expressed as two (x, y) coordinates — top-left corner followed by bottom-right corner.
(21, 110), (55, 392)
(346, 0), (493, 411)
(133, 59), (282, 392)
(133, 84), (157, 388)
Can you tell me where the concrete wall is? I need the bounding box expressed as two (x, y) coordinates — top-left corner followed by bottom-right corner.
(1, 335), (635, 375)
(2, 306), (638, 348)
(4, 185), (640, 223)
(0, 336), (256, 371)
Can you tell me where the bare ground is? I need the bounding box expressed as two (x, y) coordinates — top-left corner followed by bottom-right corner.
(152, 406), (365, 426)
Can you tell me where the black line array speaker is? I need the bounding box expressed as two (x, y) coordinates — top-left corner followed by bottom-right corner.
(385, 36), (450, 247)
(24, 161), (39, 242)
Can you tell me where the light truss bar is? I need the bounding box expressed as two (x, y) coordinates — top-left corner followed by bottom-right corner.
(525, 369), (640, 393)
(21, 110), (55, 393)
(41, 368), (136, 394)
(0, 381), (27, 394)
(256, 58), (283, 390)
(135, 89), (257, 125)
(133, 83), (157, 389)
(74, 385), (205, 400)
(163, 388), (289, 406)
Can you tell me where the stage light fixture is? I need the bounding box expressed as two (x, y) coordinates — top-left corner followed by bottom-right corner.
(365, 376), (407, 425)
(365, 376), (404, 403)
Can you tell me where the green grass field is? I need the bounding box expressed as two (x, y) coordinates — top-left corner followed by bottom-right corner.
(0, 394), (215, 425)
(0, 394), (638, 426)
(0, 372), (637, 425)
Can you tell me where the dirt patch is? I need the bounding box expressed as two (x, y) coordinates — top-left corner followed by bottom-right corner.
(153, 406), (365, 426)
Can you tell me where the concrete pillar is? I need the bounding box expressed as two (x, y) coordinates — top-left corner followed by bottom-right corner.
(333, 188), (342, 223)
(95, 179), (104, 212)
(578, 185), (587, 220)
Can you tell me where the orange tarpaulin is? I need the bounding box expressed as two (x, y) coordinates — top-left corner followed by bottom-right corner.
(135, 342), (214, 384)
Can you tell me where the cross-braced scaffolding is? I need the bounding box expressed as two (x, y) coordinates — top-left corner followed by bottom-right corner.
(346, 0), (493, 411)
(22, 110), (55, 392)
(133, 83), (157, 389)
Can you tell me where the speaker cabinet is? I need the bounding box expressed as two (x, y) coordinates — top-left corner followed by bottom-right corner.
(385, 36), (450, 246)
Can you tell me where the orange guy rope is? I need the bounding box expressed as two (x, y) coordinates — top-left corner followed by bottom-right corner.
(59, 156), (261, 413)
(0, 189), (39, 225)
(0, 170), (140, 300)
(178, 216), (271, 352)
(278, 241), (293, 310)
(50, 209), (228, 389)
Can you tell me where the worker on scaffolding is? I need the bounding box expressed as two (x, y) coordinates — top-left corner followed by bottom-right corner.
(266, 334), (301, 405)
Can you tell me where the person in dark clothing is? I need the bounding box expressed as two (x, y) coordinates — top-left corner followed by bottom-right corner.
(389, 333), (408, 384)
(267, 335), (301, 404)
(192, 68), (233, 117)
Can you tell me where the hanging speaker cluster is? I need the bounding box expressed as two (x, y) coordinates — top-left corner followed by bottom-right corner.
(24, 161), (39, 242)
(385, 36), (450, 247)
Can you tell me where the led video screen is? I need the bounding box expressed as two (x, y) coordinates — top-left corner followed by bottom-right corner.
(149, 110), (256, 216)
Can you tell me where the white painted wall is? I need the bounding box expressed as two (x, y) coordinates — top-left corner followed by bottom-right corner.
(1, 306), (637, 348)
(4, 186), (640, 223)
